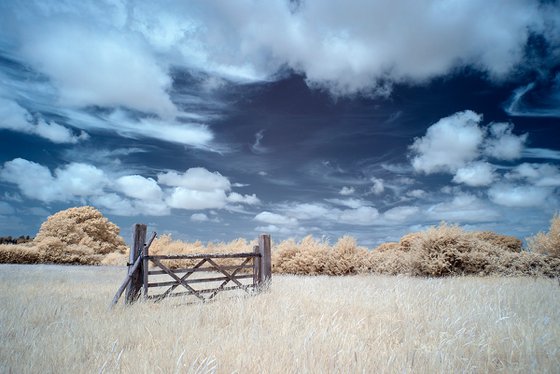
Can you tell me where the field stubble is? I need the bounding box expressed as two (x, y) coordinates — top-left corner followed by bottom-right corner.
(0, 264), (559, 373)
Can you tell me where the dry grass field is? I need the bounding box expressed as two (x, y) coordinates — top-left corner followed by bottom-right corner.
(1, 264), (559, 373)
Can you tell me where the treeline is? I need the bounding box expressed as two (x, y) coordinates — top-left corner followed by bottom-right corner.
(0, 236), (33, 245)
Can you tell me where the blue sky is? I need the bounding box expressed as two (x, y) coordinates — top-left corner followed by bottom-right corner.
(0, 0), (559, 246)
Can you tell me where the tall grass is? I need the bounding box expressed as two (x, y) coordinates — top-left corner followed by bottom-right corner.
(1, 264), (558, 373)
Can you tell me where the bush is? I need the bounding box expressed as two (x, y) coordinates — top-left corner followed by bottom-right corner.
(34, 206), (127, 256)
(527, 213), (560, 257)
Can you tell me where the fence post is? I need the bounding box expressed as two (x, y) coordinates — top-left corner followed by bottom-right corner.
(258, 234), (272, 288)
(253, 245), (260, 288)
(126, 224), (146, 304)
(142, 234), (149, 300)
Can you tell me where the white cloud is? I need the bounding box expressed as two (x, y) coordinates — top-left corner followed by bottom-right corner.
(427, 194), (500, 222)
(19, 21), (177, 118)
(288, 203), (331, 220)
(326, 198), (372, 209)
(55, 163), (108, 197)
(115, 175), (163, 201)
(254, 211), (298, 226)
(410, 110), (484, 174)
(506, 163), (560, 187)
(255, 224), (295, 235)
(410, 110), (528, 177)
(522, 148), (560, 160)
(382, 206), (419, 222)
(370, 177), (385, 195)
(0, 158), (257, 215)
(2, 0), (556, 100)
(0, 158), (62, 202)
(191, 213), (209, 222)
(166, 188), (228, 210)
(226, 192), (261, 205)
(104, 110), (213, 148)
(488, 184), (554, 208)
(407, 189), (427, 199)
(158, 167), (231, 191)
(452, 162), (496, 187)
(339, 206), (379, 225)
(483, 122), (527, 160)
(339, 186), (355, 195)
(0, 98), (88, 144)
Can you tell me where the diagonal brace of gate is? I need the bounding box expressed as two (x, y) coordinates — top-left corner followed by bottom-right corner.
(150, 258), (205, 301)
(206, 257), (253, 300)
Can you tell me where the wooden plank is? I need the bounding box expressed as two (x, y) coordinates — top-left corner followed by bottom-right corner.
(207, 257), (252, 300)
(125, 224), (146, 304)
(110, 255), (142, 308)
(147, 285), (254, 300)
(150, 258), (205, 301)
(253, 245), (259, 287)
(147, 252), (259, 260)
(158, 259), (207, 299)
(148, 274), (254, 288)
(148, 264), (253, 275)
(142, 232), (156, 300)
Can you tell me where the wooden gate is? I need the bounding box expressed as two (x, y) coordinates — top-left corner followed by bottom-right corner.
(111, 224), (272, 307)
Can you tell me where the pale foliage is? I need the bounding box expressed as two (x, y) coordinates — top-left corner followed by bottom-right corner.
(1, 265), (559, 373)
(35, 206), (127, 255)
(0, 206), (127, 265)
(527, 213), (560, 257)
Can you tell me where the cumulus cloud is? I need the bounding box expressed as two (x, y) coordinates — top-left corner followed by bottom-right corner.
(506, 163), (560, 187)
(191, 213), (209, 222)
(0, 159), (256, 215)
(18, 20), (177, 118)
(338, 206), (379, 225)
(382, 206), (419, 222)
(410, 110), (484, 174)
(488, 184), (554, 208)
(0, 158), (106, 203)
(427, 193), (500, 222)
(370, 177), (385, 195)
(0, 98), (88, 143)
(410, 110), (528, 176)
(115, 175), (163, 201)
(158, 168), (231, 191)
(2, 0), (557, 100)
(226, 192), (261, 205)
(254, 211), (298, 226)
(339, 186), (355, 195)
(452, 162), (496, 187)
(326, 198), (372, 209)
(483, 122), (527, 160)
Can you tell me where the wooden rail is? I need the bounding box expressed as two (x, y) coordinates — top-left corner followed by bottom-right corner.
(110, 224), (272, 308)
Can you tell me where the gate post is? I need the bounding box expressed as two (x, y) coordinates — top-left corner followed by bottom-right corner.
(258, 234), (272, 288)
(253, 245), (260, 288)
(126, 224), (146, 304)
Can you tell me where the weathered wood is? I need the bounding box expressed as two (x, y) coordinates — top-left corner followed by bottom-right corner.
(110, 255), (142, 308)
(158, 258), (207, 299)
(148, 274), (253, 288)
(125, 224), (146, 304)
(253, 245), (260, 287)
(148, 264), (253, 275)
(150, 258), (205, 301)
(258, 234), (272, 286)
(142, 232), (156, 300)
(207, 257), (252, 300)
(148, 285), (252, 301)
(147, 252), (259, 260)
